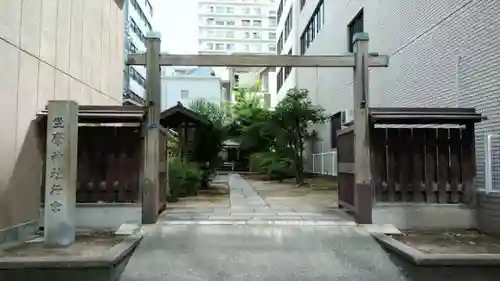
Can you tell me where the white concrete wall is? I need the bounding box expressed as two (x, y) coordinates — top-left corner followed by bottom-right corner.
(162, 76), (224, 110)
(295, 0), (500, 187)
(238, 72), (259, 88)
(0, 0), (125, 229)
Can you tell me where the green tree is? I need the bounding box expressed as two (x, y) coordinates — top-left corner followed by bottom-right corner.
(188, 99), (230, 185)
(230, 88), (274, 154)
(271, 88), (328, 185)
(189, 99), (232, 127)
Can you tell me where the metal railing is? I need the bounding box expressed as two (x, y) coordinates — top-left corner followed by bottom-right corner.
(311, 150), (338, 176)
(484, 133), (500, 193)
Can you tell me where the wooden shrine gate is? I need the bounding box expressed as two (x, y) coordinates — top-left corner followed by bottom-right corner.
(127, 32), (389, 224)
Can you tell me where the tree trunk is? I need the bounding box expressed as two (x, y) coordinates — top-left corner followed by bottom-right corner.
(295, 119), (304, 185)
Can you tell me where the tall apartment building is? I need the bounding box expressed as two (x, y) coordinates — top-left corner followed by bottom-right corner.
(278, 0), (500, 189)
(0, 0), (125, 233)
(197, 0), (278, 54)
(197, 0), (279, 102)
(123, 0), (155, 105)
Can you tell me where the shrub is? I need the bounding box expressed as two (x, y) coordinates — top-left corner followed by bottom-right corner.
(249, 152), (293, 181)
(168, 157), (203, 200)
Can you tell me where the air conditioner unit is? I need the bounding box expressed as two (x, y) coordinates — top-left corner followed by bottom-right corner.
(341, 108), (354, 127)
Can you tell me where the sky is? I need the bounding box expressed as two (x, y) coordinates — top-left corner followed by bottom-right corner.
(151, 0), (199, 54)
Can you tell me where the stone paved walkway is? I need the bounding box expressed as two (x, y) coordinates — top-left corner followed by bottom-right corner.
(161, 174), (352, 225)
(121, 174), (407, 280)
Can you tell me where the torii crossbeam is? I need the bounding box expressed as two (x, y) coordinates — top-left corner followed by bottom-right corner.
(127, 53), (389, 68)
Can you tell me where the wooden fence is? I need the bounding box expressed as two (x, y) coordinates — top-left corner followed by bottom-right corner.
(76, 126), (142, 203)
(337, 124), (476, 211)
(371, 126), (475, 203)
(41, 126), (142, 204)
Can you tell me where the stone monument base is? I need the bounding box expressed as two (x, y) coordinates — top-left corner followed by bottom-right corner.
(0, 232), (142, 281)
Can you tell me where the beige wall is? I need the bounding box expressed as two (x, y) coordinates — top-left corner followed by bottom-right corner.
(0, 0), (125, 229)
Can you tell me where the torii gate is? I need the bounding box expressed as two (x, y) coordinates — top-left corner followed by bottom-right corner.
(128, 31), (389, 224)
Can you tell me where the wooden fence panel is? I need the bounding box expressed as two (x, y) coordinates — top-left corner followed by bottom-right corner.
(371, 128), (387, 202)
(372, 127), (470, 204)
(386, 129), (398, 201)
(462, 124), (476, 203)
(437, 129), (450, 203)
(337, 127), (355, 211)
(76, 127), (141, 203)
(424, 129), (438, 203)
(398, 128), (411, 201)
(412, 129), (425, 202)
(449, 128), (462, 203)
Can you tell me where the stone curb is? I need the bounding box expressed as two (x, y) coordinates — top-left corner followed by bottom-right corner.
(373, 233), (500, 266)
(160, 220), (357, 226)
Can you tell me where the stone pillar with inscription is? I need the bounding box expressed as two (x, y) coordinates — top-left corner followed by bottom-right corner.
(44, 100), (78, 247)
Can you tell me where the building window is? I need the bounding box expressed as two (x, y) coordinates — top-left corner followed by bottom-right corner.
(330, 112), (342, 148)
(277, 0), (284, 22)
(299, 0), (324, 54)
(244, 31), (250, 38)
(130, 19), (145, 44)
(207, 18), (214, 25)
(348, 9), (364, 52)
(268, 44), (276, 52)
(226, 31), (235, 38)
(241, 19), (251, 26)
(226, 43), (235, 50)
(215, 20), (225, 25)
(145, 0), (153, 16)
(253, 20), (262, 27)
(277, 33), (283, 54)
(284, 12), (292, 41)
(215, 43), (224, 50)
(181, 90), (189, 99)
(130, 67), (146, 88)
(242, 7), (250, 14)
(226, 7), (234, 13)
(252, 44), (262, 52)
(215, 6), (225, 13)
(226, 20), (235, 26)
(300, 0), (307, 10)
(131, 0), (152, 31)
(284, 50), (292, 79)
(268, 32), (276, 40)
(277, 50), (292, 92)
(207, 6), (214, 12)
(277, 67), (284, 92)
(207, 43), (214, 50)
(129, 42), (138, 53)
(252, 32), (261, 39)
(253, 8), (262, 15)
(269, 17), (277, 27)
(125, 89), (145, 105)
(268, 10), (277, 16)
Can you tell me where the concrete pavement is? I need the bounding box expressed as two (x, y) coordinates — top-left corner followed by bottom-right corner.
(120, 174), (407, 281)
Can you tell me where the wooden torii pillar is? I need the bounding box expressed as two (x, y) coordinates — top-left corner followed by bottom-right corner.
(134, 32), (388, 224)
